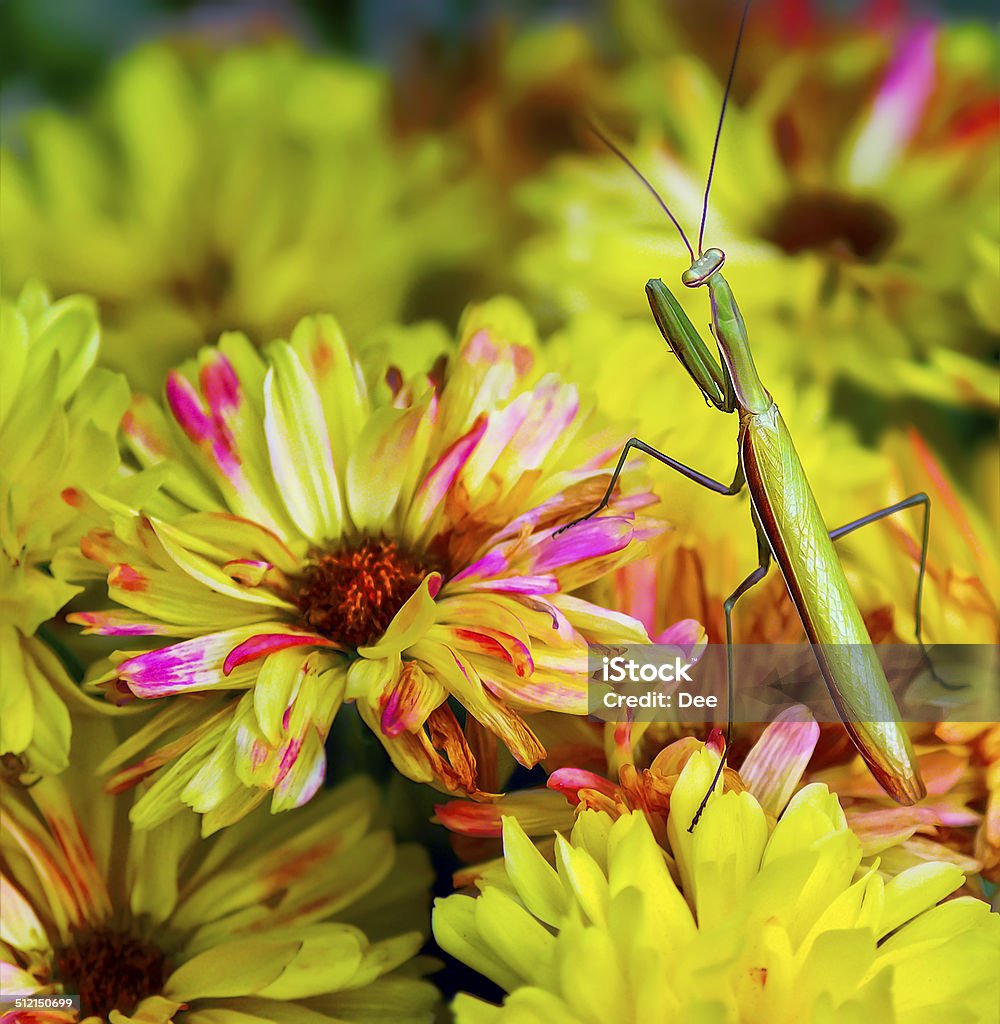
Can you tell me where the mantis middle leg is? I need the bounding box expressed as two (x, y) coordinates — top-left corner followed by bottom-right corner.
(688, 530), (772, 831)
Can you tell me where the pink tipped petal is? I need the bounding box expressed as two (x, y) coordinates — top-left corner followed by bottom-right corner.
(461, 393), (533, 493)
(847, 23), (937, 186)
(654, 618), (707, 655)
(450, 627), (534, 677)
(434, 800), (505, 837)
(739, 705), (820, 817)
(504, 376), (580, 473)
(547, 768), (619, 805)
(199, 353), (241, 414)
(67, 610), (199, 638)
(451, 550), (509, 583)
(120, 629), (270, 696)
(167, 370), (245, 487)
(404, 414), (488, 541)
(531, 517), (633, 574)
(273, 730), (327, 812)
(223, 632), (343, 675)
(459, 576), (561, 595)
(166, 371), (213, 445)
(845, 806), (942, 857)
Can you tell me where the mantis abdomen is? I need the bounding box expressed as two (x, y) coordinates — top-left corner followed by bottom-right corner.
(742, 402), (925, 804)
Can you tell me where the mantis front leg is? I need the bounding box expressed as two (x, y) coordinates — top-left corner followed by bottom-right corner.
(553, 435), (745, 537)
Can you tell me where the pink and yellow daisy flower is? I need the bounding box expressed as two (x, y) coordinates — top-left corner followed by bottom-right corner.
(63, 303), (659, 832)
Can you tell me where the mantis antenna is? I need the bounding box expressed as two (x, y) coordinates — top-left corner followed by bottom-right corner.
(582, 117), (695, 262)
(697, 0), (753, 256)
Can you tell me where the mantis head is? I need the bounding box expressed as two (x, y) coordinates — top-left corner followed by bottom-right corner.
(681, 247), (726, 288)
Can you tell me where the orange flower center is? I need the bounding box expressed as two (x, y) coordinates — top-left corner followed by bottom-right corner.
(56, 927), (168, 1018)
(297, 537), (439, 647)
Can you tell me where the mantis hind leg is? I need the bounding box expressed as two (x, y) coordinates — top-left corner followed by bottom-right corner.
(829, 492), (963, 691)
(689, 534), (772, 832)
(553, 437), (744, 538)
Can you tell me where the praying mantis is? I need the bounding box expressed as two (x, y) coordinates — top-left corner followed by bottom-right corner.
(556, 0), (952, 829)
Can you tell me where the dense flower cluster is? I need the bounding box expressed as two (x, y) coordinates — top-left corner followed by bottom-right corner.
(1, 2), (996, 1018)
(434, 741), (1000, 1022)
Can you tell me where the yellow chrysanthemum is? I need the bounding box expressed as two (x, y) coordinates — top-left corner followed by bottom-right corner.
(59, 301), (660, 832)
(0, 282), (134, 775)
(1, 43), (491, 391)
(1, 720), (437, 1024)
(434, 743), (1000, 1022)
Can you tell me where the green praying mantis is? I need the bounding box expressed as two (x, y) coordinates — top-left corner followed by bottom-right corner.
(556, 0), (957, 829)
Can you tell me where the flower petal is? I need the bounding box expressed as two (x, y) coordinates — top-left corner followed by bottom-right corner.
(357, 572), (442, 659)
(739, 705), (820, 817)
(223, 631), (343, 675)
(263, 344), (343, 543)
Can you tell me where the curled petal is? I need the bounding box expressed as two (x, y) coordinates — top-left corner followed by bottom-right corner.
(380, 660), (447, 738)
(223, 631), (343, 675)
(547, 768), (619, 806)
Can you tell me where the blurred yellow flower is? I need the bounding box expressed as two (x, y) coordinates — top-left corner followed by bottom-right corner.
(60, 302), (660, 831)
(515, 19), (999, 398)
(1, 43), (491, 391)
(0, 283), (133, 776)
(434, 742), (1000, 1022)
(1, 720), (437, 1023)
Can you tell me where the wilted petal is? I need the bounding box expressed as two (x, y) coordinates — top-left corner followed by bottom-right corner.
(380, 660), (447, 737)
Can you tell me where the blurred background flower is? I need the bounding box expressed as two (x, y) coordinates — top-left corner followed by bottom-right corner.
(1, 42), (494, 391)
(0, 282), (139, 777)
(1, 718), (438, 1023)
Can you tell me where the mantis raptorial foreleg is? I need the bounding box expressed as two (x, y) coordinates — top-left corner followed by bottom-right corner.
(553, 432), (756, 828)
(829, 492), (963, 690)
(553, 435), (745, 538)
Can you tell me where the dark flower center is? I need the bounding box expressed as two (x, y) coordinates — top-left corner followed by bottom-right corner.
(762, 189), (897, 264)
(297, 537), (440, 648)
(56, 927), (168, 1019)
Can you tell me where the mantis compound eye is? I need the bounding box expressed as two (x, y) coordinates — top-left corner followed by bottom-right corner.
(681, 247), (726, 288)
